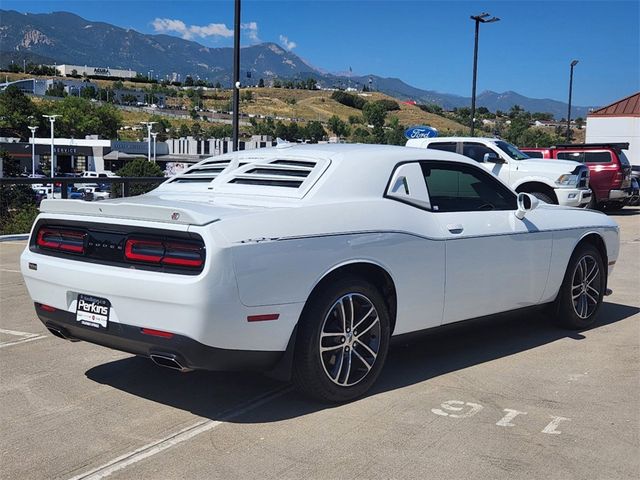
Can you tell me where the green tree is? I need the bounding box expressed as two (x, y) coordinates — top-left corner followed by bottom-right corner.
(47, 97), (122, 139)
(305, 121), (326, 143)
(351, 127), (371, 143)
(327, 115), (350, 137)
(0, 151), (38, 234)
(0, 85), (42, 139)
(178, 124), (190, 137)
(363, 102), (387, 143)
(384, 117), (406, 145)
(114, 158), (165, 197)
(258, 78), (265, 88)
(184, 76), (194, 87)
(575, 117), (585, 129)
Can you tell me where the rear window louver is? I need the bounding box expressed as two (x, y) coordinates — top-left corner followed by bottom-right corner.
(163, 155), (330, 198)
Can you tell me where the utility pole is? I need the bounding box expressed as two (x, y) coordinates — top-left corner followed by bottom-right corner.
(42, 115), (61, 179)
(470, 12), (500, 136)
(28, 126), (38, 177)
(232, 0), (241, 151)
(567, 60), (579, 142)
(151, 132), (158, 162)
(140, 122), (157, 161)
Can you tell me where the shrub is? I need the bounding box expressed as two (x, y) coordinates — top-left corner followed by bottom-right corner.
(331, 91), (367, 110)
(374, 99), (400, 111)
(113, 158), (165, 197)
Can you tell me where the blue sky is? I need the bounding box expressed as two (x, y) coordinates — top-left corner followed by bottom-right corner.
(3, 0), (639, 107)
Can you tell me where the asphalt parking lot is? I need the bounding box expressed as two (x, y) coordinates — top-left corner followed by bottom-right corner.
(1, 208), (639, 480)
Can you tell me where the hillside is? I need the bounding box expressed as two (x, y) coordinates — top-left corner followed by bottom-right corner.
(0, 9), (592, 118)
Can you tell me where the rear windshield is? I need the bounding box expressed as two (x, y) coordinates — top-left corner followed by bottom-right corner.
(493, 141), (530, 160)
(556, 151), (612, 163)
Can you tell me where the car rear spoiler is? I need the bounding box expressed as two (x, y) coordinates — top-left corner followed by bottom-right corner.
(552, 143), (629, 151)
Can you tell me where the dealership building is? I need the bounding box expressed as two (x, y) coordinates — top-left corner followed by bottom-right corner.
(54, 64), (137, 79)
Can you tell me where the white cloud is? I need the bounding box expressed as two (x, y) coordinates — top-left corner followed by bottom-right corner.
(279, 34), (297, 51)
(152, 18), (233, 40)
(242, 22), (260, 43)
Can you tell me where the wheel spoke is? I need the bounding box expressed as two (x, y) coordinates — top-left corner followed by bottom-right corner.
(321, 343), (344, 353)
(355, 317), (379, 339)
(352, 348), (372, 372)
(321, 331), (343, 338)
(580, 295), (588, 318)
(331, 348), (345, 381)
(585, 262), (599, 284)
(586, 284), (600, 297)
(585, 291), (598, 304)
(348, 295), (354, 332)
(338, 299), (347, 334)
(355, 339), (377, 359)
(353, 306), (375, 332)
(340, 350), (353, 385)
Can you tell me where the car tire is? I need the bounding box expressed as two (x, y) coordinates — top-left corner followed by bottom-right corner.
(531, 192), (555, 204)
(586, 193), (598, 210)
(292, 275), (391, 403)
(552, 243), (605, 329)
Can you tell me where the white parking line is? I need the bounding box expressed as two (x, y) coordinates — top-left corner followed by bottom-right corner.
(0, 328), (47, 348)
(67, 385), (294, 480)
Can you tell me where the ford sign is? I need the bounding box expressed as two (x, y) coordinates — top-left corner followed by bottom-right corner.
(404, 126), (438, 139)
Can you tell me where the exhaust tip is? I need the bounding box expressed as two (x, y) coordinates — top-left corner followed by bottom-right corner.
(47, 325), (69, 340)
(150, 353), (192, 372)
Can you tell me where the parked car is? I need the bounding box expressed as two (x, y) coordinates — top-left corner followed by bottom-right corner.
(520, 143), (633, 210)
(81, 170), (119, 179)
(407, 137), (592, 207)
(21, 144), (619, 402)
(79, 184), (111, 201)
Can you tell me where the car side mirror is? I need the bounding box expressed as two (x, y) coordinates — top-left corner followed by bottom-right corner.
(515, 192), (539, 219)
(386, 163), (431, 210)
(483, 152), (504, 163)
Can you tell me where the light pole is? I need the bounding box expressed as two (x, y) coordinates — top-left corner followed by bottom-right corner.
(151, 132), (158, 162)
(28, 126), (38, 176)
(42, 115), (61, 178)
(232, 0), (241, 151)
(470, 12), (500, 137)
(140, 122), (157, 161)
(567, 60), (579, 142)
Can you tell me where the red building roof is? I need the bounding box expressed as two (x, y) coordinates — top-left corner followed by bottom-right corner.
(588, 92), (640, 117)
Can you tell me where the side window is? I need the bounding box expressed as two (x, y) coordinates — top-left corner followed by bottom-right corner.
(462, 142), (497, 163)
(420, 162), (516, 212)
(525, 151), (544, 158)
(556, 152), (585, 163)
(584, 151), (612, 163)
(427, 142), (457, 153)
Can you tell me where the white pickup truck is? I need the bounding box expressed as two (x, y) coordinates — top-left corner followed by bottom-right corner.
(407, 137), (592, 207)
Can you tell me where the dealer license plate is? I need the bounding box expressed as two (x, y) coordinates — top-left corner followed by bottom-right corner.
(76, 294), (111, 329)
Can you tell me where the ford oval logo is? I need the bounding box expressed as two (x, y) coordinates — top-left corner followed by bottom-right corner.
(404, 126), (439, 139)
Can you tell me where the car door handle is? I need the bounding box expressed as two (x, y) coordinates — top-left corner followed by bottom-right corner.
(447, 224), (464, 234)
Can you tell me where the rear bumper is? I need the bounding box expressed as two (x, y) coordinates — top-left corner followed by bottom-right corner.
(35, 303), (283, 372)
(608, 189), (631, 201)
(555, 188), (592, 207)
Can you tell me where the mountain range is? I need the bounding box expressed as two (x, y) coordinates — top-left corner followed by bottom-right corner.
(0, 10), (592, 118)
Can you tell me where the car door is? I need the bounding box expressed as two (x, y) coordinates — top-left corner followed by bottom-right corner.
(461, 141), (511, 184)
(420, 161), (552, 324)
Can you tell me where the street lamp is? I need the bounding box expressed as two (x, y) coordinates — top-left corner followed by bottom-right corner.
(567, 60), (579, 142)
(232, 0), (241, 151)
(28, 126), (38, 177)
(42, 114), (61, 178)
(151, 132), (158, 162)
(140, 122), (157, 161)
(469, 12), (500, 136)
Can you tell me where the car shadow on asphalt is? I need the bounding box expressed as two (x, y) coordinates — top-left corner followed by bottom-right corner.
(606, 207), (639, 216)
(85, 301), (639, 422)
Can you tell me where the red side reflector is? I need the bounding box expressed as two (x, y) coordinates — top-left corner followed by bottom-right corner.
(247, 314), (280, 322)
(40, 304), (57, 312)
(141, 328), (174, 339)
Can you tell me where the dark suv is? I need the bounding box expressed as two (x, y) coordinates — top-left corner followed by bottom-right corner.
(521, 143), (633, 210)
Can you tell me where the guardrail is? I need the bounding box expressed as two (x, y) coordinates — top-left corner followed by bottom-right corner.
(0, 176), (166, 199)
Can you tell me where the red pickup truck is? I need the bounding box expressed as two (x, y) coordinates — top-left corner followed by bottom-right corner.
(521, 143), (633, 210)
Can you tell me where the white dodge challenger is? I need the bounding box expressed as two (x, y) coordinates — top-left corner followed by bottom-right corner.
(21, 144), (619, 402)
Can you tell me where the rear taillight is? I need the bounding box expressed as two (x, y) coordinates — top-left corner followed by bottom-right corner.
(36, 227), (86, 254)
(124, 238), (204, 269)
(613, 169), (624, 187)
